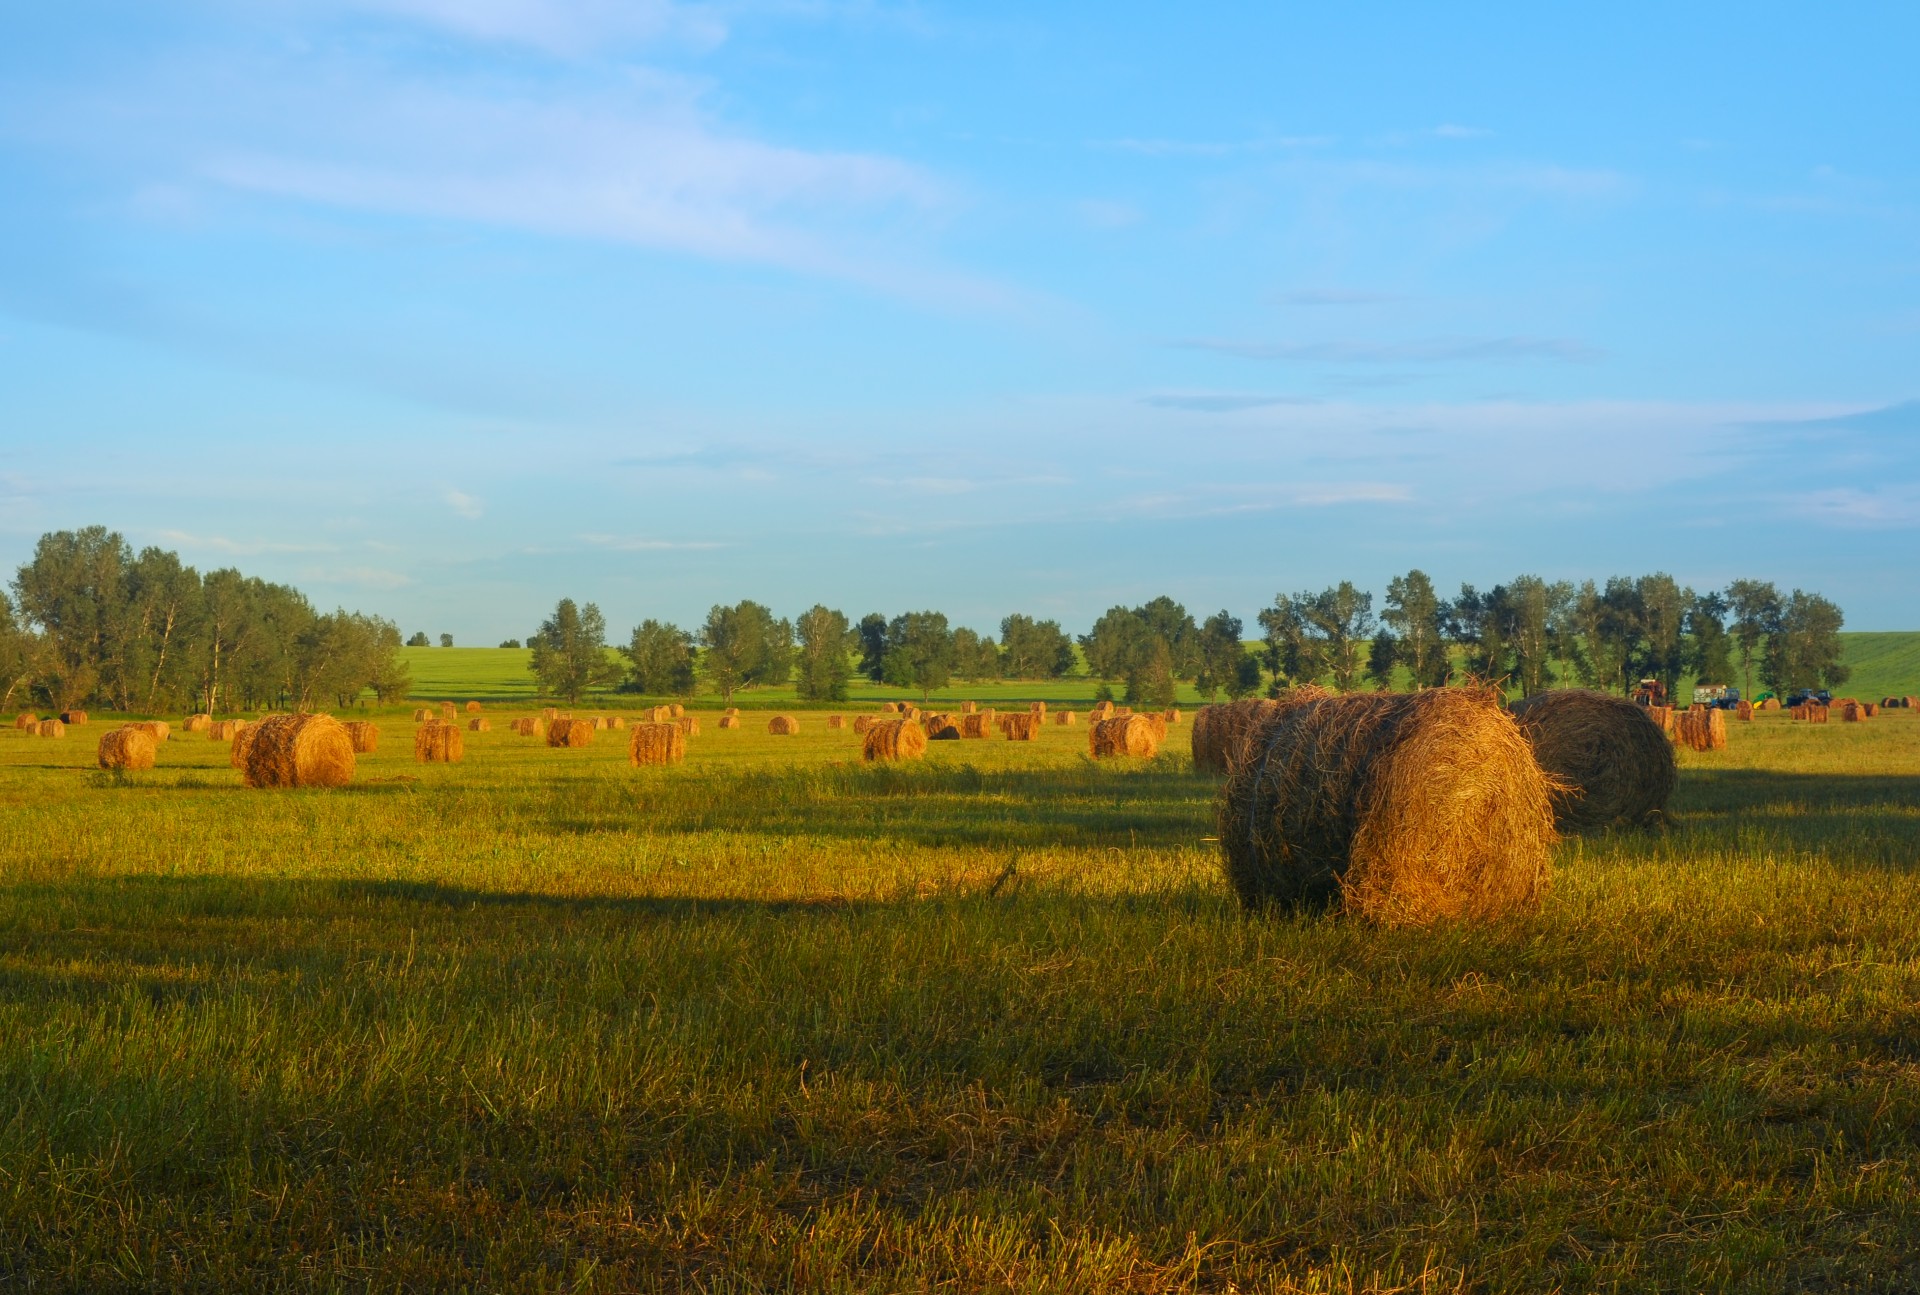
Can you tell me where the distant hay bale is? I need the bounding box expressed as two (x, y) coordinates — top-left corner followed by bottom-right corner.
(1220, 690), (1555, 926)
(184, 714), (212, 733)
(61, 710), (88, 725)
(959, 713), (992, 739)
(676, 715), (700, 736)
(1113, 706), (1133, 718)
(14, 712), (37, 730)
(1906, 696), (1919, 709)
(670, 704), (685, 718)
(1190, 689), (1329, 776)
(767, 716), (799, 735)
(130, 720), (171, 744)
(547, 718), (594, 747)
(1163, 708), (1181, 725)
(881, 701), (901, 714)
(465, 700), (482, 714)
(1865, 703), (1880, 717)
(98, 726), (156, 769)
(34, 719), (65, 738)
(1089, 715), (1158, 759)
(412, 708), (434, 723)
(209, 720), (241, 742)
(1841, 702), (1867, 723)
(1054, 711), (1077, 726)
(607, 716), (626, 729)
(414, 721), (464, 763)
(468, 717), (491, 732)
(242, 713), (355, 789)
(344, 720), (380, 753)
(724, 707), (740, 718)
(1089, 701), (1115, 721)
(1762, 698), (1781, 710)
(648, 706), (673, 723)
(1736, 700), (1755, 721)
(925, 713), (961, 740)
(1029, 700), (1047, 716)
(827, 714), (845, 729)
(1646, 705), (1674, 734)
(1509, 690), (1676, 833)
(718, 715), (741, 730)
(1674, 707), (1728, 751)
(962, 701), (977, 714)
(863, 717), (927, 762)
(509, 717), (547, 738)
(852, 715), (881, 734)
(438, 702), (457, 722)
(1807, 705), (1830, 724)
(999, 712), (1041, 741)
(629, 721), (686, 767)
(541, 707), (560, 722)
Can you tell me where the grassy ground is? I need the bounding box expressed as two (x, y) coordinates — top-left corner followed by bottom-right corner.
(4, 706), (1920, 1291)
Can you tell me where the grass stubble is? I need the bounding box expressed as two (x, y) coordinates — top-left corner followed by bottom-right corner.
(1, 709), (1919, 1291)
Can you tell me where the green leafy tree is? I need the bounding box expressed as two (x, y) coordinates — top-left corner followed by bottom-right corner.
(10, 525), (129, 710)
(1632, 573), (1692, 700)
(623, 620), (696, 696)
(1687, 592), (1733, 689)
(1260, 585), (1374, 690)
(1079, 606), (1145, 681)
(950, 627), (1001, 683)
(1763, 591), (1849, 694)
(1193, 611), (1247, 701)
(881, 610), (955, 701)
(1080, 598), (1197, 692)
(1228, 650), (1263, 700)
(1257, 595), (1312, 689)
(530, 599), (620, 703)
(1367, 628), (1401, 690)
(1382, 570), (1450, 688)
(1724, 579), (1782, 699)
(1507, 575), (1573, 697)
(855, 613), (890, 684)
(1129, 638), (1177, 708)
(698, 601), (790, 702)
(794, 605), (854, 701)
(439, 633), (453, 648)
(999, 614), (1075, 678)
(0, 590), (39, 714)
(1567, 578), (1638, 694)
(408, 631), (429, 647)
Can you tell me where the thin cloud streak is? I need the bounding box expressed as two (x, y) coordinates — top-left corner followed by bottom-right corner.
(1176, 336), (1602, 364)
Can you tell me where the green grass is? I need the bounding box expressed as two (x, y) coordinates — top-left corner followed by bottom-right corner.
(5, 706), (1920, 1290)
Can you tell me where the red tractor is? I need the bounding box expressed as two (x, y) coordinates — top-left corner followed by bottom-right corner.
(1631, 678), (1668, 708)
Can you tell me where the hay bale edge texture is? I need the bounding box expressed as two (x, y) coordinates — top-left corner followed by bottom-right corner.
(242, 714), (355, 789)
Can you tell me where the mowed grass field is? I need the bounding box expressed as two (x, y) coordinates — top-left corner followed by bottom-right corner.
(4, 705), (1920, 1291)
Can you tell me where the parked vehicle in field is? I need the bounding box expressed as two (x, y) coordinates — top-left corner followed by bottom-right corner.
(1784, 689), (1833, 708)
(1632, 678), (1668, 707)
(1693, 683), (1741, 709)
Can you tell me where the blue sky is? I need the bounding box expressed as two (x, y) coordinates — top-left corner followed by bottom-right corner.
(2, 1), (1916, 639)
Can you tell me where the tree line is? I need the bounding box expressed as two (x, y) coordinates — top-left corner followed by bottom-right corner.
(524, 571), (1850, 704)
(1, 527), (410, 714)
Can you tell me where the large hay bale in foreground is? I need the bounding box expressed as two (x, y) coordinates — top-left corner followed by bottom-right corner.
(34, 719), (66, 738)
(676, 715), (700, 737)
(1222, 691), (1555, 926)
(959, 713), (992, 739)
(718, 715), (741, 730)
(465, 700), (482, 714)
(1674, 707), (1728, 750)
(629, 722), (686, 767)
(61, 710), (88, 725)
(999, 712), (1041, 741)
(1090, 715), (1158, 759)
(767, 716), (799, 735)
(242, 714), (355, 789)
(547, 718), (594, 747)
(343, 720), (379, 753)
(415, 721), (464, 763)
(468, 717), (491, 732)
(863, 718), (927, 762)
(1190, 689), (1330, 775)
(1508, 690), (1676, 833)
(98, 726), (156, 770)
(230, 720), (259, 769)
(209, 720), (241, 742)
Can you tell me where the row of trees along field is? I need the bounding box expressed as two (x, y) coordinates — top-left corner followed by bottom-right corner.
(0, 527), (410, 714)
(526, 571), (1848, 705)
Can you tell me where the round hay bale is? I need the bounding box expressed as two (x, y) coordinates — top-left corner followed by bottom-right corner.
(925, 713), (961, 740)
(1164, 708), (1181, 725)
(14, 713), (37, 730)
(1735, 700), (1755, 721)
(648, 705), (673, 723)
(1808, 704), (1830, 724)
(468, 717), (491, 732)
(1191, 690), (1329, 775)
(962, 701), (977, 714)
(827, 714), (846, 729)
(852, 715), (880, 734)
(676, 715), (701, 737)
(1029, 700), (1047, 716)
(415, 721), (464, 763)
(438, 702), (457, 722)
(959, 713), (992, 739)
(1645, 705), (1674, 734)
(242, 714), (355, 789)
(1141, 712), (1169, 743)
(129, 720), (171, 744)
(1865, 703), (1880, 717)
(412, 708), (434, 723)
(863, 718), (927, 762)
(97, 726), (155, 770)
(1222, 690), (1555, 925)
(629, 721), (686, 766)
(547, 718), (594, 747)
(510, 716), (547, 738)
(607, 716), (626, 730)
(1089, 701), (1115, 722)
(230, 720), (260, 769)
(999, 712), (1041, 741)
(767, 716), (800, 735)
(34, 719), (66, 738)
(881, 701), (901, 714)
(61, 710), (88, 726)
(209, 720), (242, 742)
(670, 703), (685, 719)
(465, 700), (482, 714)
(541, 707), (560, 722)
(1841, 702), (1866, 723)
(718, 715), (741, 730)
(1672, 706), (1728, 751)
(343, 720), (379, 753)
(1509, 690), (1675, 832)
(724, 707), (740, 718)
(1763, 698), (1782, 710)
(1054, 710), (1077, 726)
(1089, 715), (1158, 759)
(184, 713), (212, 733)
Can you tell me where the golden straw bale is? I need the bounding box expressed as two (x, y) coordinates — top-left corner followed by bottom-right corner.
(590, 716), (611, 731)
(1646, 705), (1674, 734)
(343, 720), (379, 753)
(1674, 707), (1728, 751)
(1508, 690), (1676, 833)
(718, 715), (741, 729)
(35, 719), (66, 738)
(438, 702), (457, 722)
(242, 713), (355, 788)
(1808, 705), (1829, 724)
(1029, 700), (1047, 716)
(465, 700), (482, 714)
(959, 713), (992, 739)
(962, 701), (977, 714)
(1163, 708), (1181, 725)
(1736, 700), (1754, 721)
(852, 715), (880, 734)
(767, 716), (800, 735)
(1113, 706), (1133, 718)
(863, 718), (927, 762)
(676, 715), (700, 736)
(414, 721), (464, 763)
(509, 716), (547, 738)
(468, 717), (491, 732)
(209, 720), (241, 741)
(607, 716), (626, 730)
(999, 712), (1041, 741)
(547, 718), (594, 747)
(184, 714), (212, 733)
(648, 706), (673, 723)
(629, 722), (686, 767)
(541, 707), (560, 722)
(412, 708), (434, 723)
(1763, 698), (1781, 710)
(827, 714), (845, 729)
(97, 726), (155, 770)
(1140, 712), (1169, 743)
(724, 707), (740, 717)
(130, 720), (170, 743)
(1865, 703), (1880, 717)
(61, 710), (88, 725)
(1841, 702), (1866, 723)
(1054, 711), (1077, 726)
(1089, 701), (1115, 722)
(881, 701), (901, 714)
(1220, 690), (1555, 926)
(925, 713), (961, 740)
(1906, 696), (1919, 709)
(230, 720), (259, 769)
(670, 703), (685, 718)
(14, 713), (38, 729)
(1089, 715), (1158, 759)
(1189, 689), (1329, 776)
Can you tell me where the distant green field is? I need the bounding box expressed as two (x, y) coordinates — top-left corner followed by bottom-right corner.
(399, 631), (1920, 707)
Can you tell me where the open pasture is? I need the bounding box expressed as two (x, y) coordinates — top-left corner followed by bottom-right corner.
(3, 707), (1920, 1290)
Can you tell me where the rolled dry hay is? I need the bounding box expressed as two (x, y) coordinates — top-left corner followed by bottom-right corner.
(468, 717), (491, 732)
(184, 714), (212, 734)
(591, 716), (612, 731)
(1163, 708), (1181, 725)
(1865, 703), (1880, 717)
(1190, 690), (1328, 776)
(852, 715), (881, 734)
(926, 713), (961, 740)
(881, 701), (901, 714)
(1220, 690), (1554, 926)
(34, 719), (65, 738)
(98, 726), (156, 769)
(1763, 698), (1782, 710)
(1645, 705), (1674, 734)
(541, 707), (560, 722)
(61, 710), (88, 725)
(648, 705), (673, 723)
(1508, 690), (1676, 833)
(767, 715), (800, 735)
(676, 715), (701, 736)
(438, 702), (457, 722)
(412, 707), (434, 723)
(1054, 711), (1077, 726)
(718, 715), (741, 729)
(827, 714), (846, 729)
(1841, 702), (1866, 723)
(1736, 700), (1755, 721)
(242, 713), (355, 788)
(1029, 700), (1047, 716)
(1674, 707), (1728, 751)
(959, 713), (992, 739)
(607, 716), (626, 730)
(962, 701), (977, 714)
(343, 720), (380, 753)
(130, 720), (171, 743)
(629, 721), (686, 767)
(229, 720), (258, 769)
(465, 700), (482, 714)
(670, 703), (685, 718)
(1906, 696), (1920, 709)
(1089, 715), (1158, 759)
(1089, 701), (1115, 721)
(510, 716), (547, 738)
(14, 713), (38, 730)
(414, 721), (464, 763)
(547, 718), (594, 747)
(999, 712), (1041, 741)
(1807, 705), (1830, 724)
(1141, 712), (1169, 743)
(209, 720), (242, 742)
(863, 717), (927, 762)
(724, 707), (740, 718)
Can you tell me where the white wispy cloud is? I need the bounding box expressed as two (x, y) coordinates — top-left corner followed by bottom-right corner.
(324, 0), (726, 55)
(1091, 135), (1332, 157)
(1791, 486), (1920, 528)
(155, 529), (339, 555)
(1177, 336), (1600, 364)
(576, 533), (727, 551)
(444, 488), (484, 519)
(302, 565), (415, 588)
